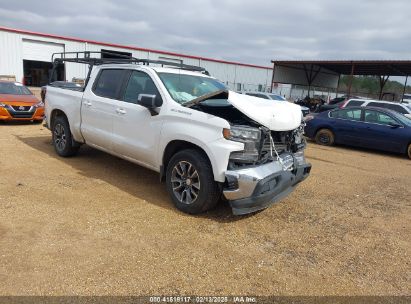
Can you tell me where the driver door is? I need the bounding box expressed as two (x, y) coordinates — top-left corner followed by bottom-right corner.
(112, 70), (163, 168)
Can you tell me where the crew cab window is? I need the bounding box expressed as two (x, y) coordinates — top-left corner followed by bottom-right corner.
(123, 71), (160, 103)
(93, 69), (129, 99)
(345, 100), (364, 107)
(364, 110), (397, 125)
(332, 108), (362, 121)
(367, 102), (385, 109)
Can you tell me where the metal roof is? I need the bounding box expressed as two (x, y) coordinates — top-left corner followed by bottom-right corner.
(271, 60), (411, 76)
(0, 26), (271, 70)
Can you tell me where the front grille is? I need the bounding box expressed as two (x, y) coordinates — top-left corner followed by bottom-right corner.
(10, 112), (34, 118)
(11, 105), (32, 111)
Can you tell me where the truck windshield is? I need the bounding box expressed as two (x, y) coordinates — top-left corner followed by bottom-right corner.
(0, 82), (32, 95)
(157, 72), (227, 104)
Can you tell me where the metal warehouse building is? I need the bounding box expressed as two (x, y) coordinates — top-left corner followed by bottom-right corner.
(0, 27), (272, 92)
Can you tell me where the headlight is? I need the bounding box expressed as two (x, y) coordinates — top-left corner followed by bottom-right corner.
(223, 125), (261, 163)
(224, 125), (261, 141)
(0, 103), (7, 108)
(34, 102), (44, 108)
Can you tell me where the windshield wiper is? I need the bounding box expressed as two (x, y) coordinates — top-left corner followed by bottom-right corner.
(182, 89), (229, 108)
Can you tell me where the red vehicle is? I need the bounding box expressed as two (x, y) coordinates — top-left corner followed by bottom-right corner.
(0, 81), (44, 123)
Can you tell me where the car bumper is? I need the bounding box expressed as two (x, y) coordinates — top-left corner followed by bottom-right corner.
(0, 107), (44, 121)
(223, 155), (311, 215)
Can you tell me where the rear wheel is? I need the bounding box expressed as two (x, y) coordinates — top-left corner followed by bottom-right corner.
(407, 143), (411, 159)
(166, 149), (221, 214)
(52, 116), (79, 157)
(315, 128), (335, 146)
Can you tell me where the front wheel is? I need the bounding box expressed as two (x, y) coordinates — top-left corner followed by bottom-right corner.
(407, 143), (411, 159)
(52, 116), (79, 157)
(166, 149), (221, 214)
(315, 128), (335, 146)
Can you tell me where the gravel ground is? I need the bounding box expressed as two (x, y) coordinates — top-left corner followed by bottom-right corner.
(0, 123), (410, 296)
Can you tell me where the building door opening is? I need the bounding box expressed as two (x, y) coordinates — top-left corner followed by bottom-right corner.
(23, 60), (65, 87)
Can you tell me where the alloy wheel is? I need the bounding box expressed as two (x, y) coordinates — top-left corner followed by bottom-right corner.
(54, 123), (66, 152)
(171, 161), (200, 205)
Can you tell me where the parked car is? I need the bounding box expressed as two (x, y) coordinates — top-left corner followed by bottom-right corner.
(243, 92), (310, 116)
(402, 93), (411, 104)
(304, 107), (411, 159)
(0, 81), (44, 123)
(341, 99), (411, 119)
(46, 56), (311, 215)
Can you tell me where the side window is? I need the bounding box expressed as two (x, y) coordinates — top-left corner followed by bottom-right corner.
(368, 102), (384, 109)
(93, 69), (128, 99)
(123, 71), (161, 104)
(346, 100), (364, 107)
(384, 104), (407, 114)
(334, 108), (362, 121)
(364, 110), (397, 125)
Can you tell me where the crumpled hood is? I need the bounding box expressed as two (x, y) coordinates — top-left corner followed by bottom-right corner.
(227, 91), (303, 131)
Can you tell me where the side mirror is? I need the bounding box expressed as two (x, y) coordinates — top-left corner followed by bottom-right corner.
(388, 122), (402, 128)
(137, 94), (162, 116)
(137, 94), (163, 108)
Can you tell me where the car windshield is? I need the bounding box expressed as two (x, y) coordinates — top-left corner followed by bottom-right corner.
(157, 72), (227, 104)
(269, 94), (286, 101)
(0, 82), (32, 95)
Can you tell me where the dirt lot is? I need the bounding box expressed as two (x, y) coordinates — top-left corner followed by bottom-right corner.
(0, 123), (410, 296)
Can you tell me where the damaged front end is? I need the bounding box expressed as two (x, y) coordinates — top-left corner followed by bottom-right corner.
(223, 123), (311, 215)
(190, 92), (311, 215)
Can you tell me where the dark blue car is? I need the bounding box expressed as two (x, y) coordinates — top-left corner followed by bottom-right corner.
(304, 106), (411, 159)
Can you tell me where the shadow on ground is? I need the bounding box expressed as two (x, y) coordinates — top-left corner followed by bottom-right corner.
(17, 134), (254, 223)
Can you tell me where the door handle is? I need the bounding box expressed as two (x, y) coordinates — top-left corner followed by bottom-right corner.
(84, 101), (92, 107)
(116, 108), (127, 115)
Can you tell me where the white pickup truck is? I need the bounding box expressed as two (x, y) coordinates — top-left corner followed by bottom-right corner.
(45, 56), (311, 215)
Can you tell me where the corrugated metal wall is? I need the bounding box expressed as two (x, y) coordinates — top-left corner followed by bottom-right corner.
(0, 29), (272, 91)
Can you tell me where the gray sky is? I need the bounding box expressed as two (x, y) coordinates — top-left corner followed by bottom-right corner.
(0, 0), (410, 66)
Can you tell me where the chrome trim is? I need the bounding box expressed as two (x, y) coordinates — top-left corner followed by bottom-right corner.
(223, 160), (284, 200)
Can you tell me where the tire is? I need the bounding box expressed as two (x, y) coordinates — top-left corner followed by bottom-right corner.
(165, 149), (221, 214)
(315, 128), (335, 146)
(52, 116), (79, 157)
(407, 143), (411, 159)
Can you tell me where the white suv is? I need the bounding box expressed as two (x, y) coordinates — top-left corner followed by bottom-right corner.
(342, 99), (411, 119)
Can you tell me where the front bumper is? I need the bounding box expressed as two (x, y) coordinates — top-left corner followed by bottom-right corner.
(223, 156), (311, 215)
(0, 106), (44, 121)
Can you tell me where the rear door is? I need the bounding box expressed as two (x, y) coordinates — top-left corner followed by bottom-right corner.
(111, 70), (164, 168)
(81, 68), (129, 151)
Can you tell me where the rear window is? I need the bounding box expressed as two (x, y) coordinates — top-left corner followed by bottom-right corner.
(345, 100), (365, 107)
(93, 69), (129, 100)
(0, 82), (32, 95)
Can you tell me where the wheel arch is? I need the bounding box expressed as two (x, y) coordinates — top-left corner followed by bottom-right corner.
(160, 140), (213, 182)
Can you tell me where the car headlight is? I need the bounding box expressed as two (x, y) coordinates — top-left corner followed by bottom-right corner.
(0, 103), (7, 108)
(34, 102), (44, 108)
(223, 125), (261, 163)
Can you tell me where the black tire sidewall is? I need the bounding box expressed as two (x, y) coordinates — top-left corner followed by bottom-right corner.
(52, 116), (77, 157)
(315, 129), (334, 146)
(166, 149), (218, 214)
